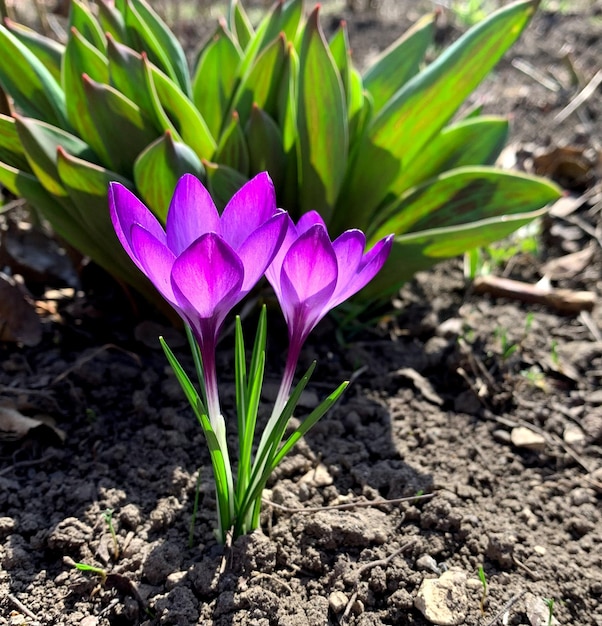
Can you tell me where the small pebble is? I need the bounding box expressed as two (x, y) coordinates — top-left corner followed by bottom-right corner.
(328, 591), (348, 614)
(510, 426), (546, 451)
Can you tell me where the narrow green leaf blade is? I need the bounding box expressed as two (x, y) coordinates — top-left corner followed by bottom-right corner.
(192, 20), (243, 139)
(126, 0), (191, 95)
(69, 0), (107, 53)
(296, 7), (348, 220)
(62, 26), (109, 143)
(0, 24), (67, 128)
(361, 208), (550, 300)
(370, 167), (562, 240)
(0, 114), (32, 171)
(147, 59), (217, 160)
(398, 116), (509, 192)
(97, 0), (128, 42)
(362, 13), (435, 114)
(3, 19), (64, 82)
(229, 0), (254, 50)
(230, 33), (287, 127)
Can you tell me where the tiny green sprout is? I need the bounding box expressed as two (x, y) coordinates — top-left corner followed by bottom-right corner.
(494, 326), (519, 360)
(544, 597), (555, 625)
(103, 508), (119, 560)
(85, 408), (97, 423)
(71, 561), (107, 585)
(477, 565), (488, 615)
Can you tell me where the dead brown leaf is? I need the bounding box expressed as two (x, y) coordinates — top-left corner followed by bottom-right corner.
(541, 245), (594, 280)
(0, 273), (42, 346)
(0, 405), (65, 443)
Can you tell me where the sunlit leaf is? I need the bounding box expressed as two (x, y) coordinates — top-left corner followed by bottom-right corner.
(192, 21), (243, 138)
(125, 0), (191, 95)
(369, 167), (561, 240)
(230, 34), (287, 127)
(0, 114), (32, 171)
(145, 57), (216, 160)
(362, 13), (434, 114)
(69, 0), (107, 53)
(296, 7), (347, 220)
(362, 207), (550, 300)
(62, 27), (109, 141)
(398, 116), (509, 192)
(14, 114), (97, 197)
(338, 0), (536, 232)
(0, 24), (67, 128)
(3, 19), (64, 82)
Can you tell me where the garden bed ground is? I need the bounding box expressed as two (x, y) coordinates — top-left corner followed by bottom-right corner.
(1, 1), (601, 625)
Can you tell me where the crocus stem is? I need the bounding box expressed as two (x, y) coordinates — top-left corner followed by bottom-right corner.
(200, 335), (235, 536)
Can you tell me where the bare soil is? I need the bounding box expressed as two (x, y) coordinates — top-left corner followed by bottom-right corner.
(1, 2), (601, 625)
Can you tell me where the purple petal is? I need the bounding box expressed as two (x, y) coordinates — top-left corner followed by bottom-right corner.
(236, 211), (288, 294)
(129, 224), (179, 307)
(331, 230), (366, 299)
(220, 172), (278, 250)
(109, 182), (165, 271)
(296, 210), (326, 235)
(279, 226), (338, 334)
(165, 174), (220, 255)
(170, 233), (244, 320)
(329, 234), (394, 308)
(264, 213), (296, 293)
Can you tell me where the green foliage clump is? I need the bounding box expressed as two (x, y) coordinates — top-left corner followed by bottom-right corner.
(0, 0), (560, 304)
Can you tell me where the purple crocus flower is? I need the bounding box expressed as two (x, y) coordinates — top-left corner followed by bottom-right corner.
(265, 210), (393, 414)
(109, 172), (288, 424)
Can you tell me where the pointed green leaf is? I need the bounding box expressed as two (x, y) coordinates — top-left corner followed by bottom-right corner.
(398, 116), (509, 192)
(192, 20), (243, 138)
(361, 208), (550, 300)
(134, 131), (204, 221)
(3, 19), (64, 82)
(214, 111), (249, 175)
(97, 0), (128, 43)
(0, 114), (31, 171)
(0, 24), (67, 128)
(369, 167), (562, 241)
(145, 57), (216, 161)
(62, 26), (109, 139)
(230, 33), (287, 127)
(245, 105), (285, 189)
(276, 42), (299, 216)
(125, 0), (191, 95)
(69, 0), (107, 53)
(229, 0), (254, 50)
(329, 21), (365, 144)
(80, 74), (158, 175)
(107, 35), (158, 123)
(296, 7), (347, 220)
(363, 13), (435, 114)
(15, 114), (98, 197)
(204, 160), (248, 211)
(337, 0), (537, 232)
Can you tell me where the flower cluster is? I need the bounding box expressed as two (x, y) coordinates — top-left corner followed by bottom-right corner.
(110, 172), (392, 541)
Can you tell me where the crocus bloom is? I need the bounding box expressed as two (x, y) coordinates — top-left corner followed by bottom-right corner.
(265, 210), (393, 415)
(109, 172), (288, 425)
